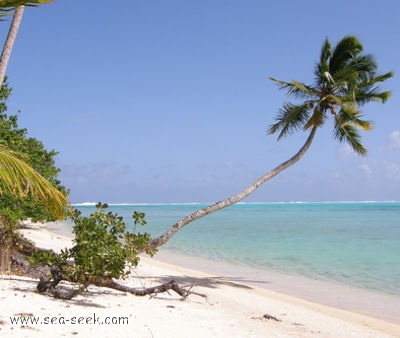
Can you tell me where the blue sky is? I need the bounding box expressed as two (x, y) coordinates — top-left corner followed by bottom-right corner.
(1, 0), (399, 203)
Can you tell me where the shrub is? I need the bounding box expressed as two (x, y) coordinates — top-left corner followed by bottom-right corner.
(30, 203), (155, 284)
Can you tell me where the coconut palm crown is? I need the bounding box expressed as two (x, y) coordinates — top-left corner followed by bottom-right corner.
(0, 0), (53, 13)
(268, 35), (393, 155)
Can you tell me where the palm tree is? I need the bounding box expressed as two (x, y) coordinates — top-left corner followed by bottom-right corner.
(147, 35), (393, 250)
(0, 1), (54, 89)
(0, 6), (24, 88)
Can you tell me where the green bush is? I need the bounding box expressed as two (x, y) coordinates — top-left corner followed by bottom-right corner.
(30, 203), (155, 283)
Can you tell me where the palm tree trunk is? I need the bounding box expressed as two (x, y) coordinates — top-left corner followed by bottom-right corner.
(0, 6), (24, 89)
(0, 236), (12, 274)
(0, 217), (13, 274)
(148, 126), (318, 250)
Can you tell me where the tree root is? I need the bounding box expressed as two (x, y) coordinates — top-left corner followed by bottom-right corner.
(36, 267), (80, 300)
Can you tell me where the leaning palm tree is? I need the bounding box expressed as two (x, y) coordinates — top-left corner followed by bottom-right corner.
(147, 35), (393, 250)
(0, 1), (54, 89)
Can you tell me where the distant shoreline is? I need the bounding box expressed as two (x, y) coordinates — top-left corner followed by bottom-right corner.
(72, 200), (400, 206)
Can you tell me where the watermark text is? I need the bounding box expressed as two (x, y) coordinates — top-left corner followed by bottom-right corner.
(9, 313), (131, 326)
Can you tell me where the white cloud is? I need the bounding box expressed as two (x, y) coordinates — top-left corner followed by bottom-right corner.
(359, 163), (373, 176)
(223, 161), (235, 169)
(338, 144), (357, 159)
(383, 161), (400, 181)
(62, 162), (131, 185)
(383, 130), (400, 151)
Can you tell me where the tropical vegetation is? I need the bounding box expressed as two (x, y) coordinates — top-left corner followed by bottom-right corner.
(0, 79), (69, 219)
(0, 79), (70, 272)
(30, 204), (188, 300)
(30, 204), (151, 281)
(0, 1), (66, 273)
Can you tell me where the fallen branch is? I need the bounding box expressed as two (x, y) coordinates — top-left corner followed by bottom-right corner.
(34, 266), (198, 300)
(93, 278), (190, 297)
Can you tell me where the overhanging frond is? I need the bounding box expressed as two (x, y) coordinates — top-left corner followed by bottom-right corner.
(0, 145), (71, 219)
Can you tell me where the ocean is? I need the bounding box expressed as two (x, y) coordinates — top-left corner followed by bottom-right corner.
(54, 201), (400, 297)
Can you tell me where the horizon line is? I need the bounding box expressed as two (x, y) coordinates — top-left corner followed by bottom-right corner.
(72, 200), (400, 207)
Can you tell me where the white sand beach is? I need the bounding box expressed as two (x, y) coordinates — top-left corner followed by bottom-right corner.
(0, 225), (399, 338)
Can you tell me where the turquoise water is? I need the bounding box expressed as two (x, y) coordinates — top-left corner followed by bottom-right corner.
(64, 202), (400, 296)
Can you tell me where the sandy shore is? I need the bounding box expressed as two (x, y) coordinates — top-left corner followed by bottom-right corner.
(0, 225), (399, 338)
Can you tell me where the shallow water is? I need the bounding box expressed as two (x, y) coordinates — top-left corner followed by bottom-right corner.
(56, 201), (400, 297)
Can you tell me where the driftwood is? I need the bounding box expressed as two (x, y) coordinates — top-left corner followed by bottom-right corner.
(35, 266), (192, 300)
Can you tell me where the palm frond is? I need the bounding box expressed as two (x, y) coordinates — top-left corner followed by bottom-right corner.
(0, 145), (71, 219)
(267, 102), (311, 139)
(356, 70), (393, 91)
(319, 38), (332, 69)
(269, 77), (314, 99)
(352, 54), (377, 79)
(333, 109), (373, 155)
(314, 38), (332, 83)
(304, 106), (325, 130)
(331, 67), (358, 88)
(333, 118), (367, 156)
(355, 87), (392, 105)
(329, 54), (373, 89)
(329, 36), (363, 74)
(354, 118), (373, 131)
(0, 0), (53, 10)
(367, 71), (394, 84)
